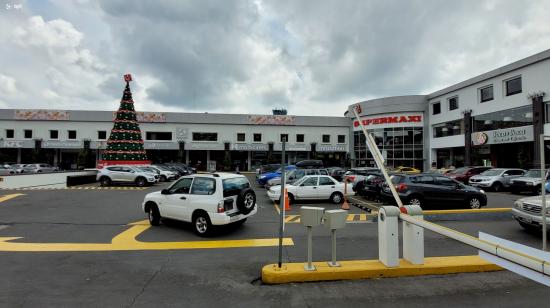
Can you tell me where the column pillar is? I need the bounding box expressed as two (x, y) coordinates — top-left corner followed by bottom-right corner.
(17, 148), (21, 164)
(463, 110), (472, 166)
(206, 150), (210, 170)
(247, 150), (251, 171)
(185, 150), (190, 165)
(532, 93), (546, 167)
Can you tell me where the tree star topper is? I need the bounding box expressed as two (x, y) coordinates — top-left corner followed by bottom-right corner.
(124, 74), (132, 82)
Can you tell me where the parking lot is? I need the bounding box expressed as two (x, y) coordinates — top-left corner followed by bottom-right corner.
(0, 175), (549, 307)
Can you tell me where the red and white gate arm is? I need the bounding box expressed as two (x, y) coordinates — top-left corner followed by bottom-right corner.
(351, 105), (404, 209)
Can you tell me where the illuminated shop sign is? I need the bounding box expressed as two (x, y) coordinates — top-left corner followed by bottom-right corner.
(353, 113), (423, 130)
(472, 125), (533, 145)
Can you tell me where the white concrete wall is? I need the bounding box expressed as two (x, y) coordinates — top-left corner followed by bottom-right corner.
(0, 171), (97, 189)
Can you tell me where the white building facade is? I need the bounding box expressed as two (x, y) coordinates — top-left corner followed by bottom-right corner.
(0, 111), (351, 171)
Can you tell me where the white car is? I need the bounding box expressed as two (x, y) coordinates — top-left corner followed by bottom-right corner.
(97, 165), (158, 187)
(142, 173), (257, 236)
(150, 165), (178, 181)
(267, 175), (346, 204)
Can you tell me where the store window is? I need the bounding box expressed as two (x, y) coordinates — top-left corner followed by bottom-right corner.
(448, 97), (459, 110)
(5, 129), (14, 139)
(505, 76), (522, 96)
(280, 134), (288, 142)
(193, 132), (217, 141)
(337, 135), (346, 143)
(433, 119), (464, 138)
(146, 132), (172, 141)
(68, 130), (77, 140)
(237, 133), (246, 142)
(296, 134), (304, 143)
(473, 105), (532, 132)
(432, 102), (441, 115)
(24, 129), (32, 139)
(322, 134), (330, 143)
(480, 85), (493, 103)
(50, 130), (59, 139)
(98, 131), (107, 140)
(253, 133), (262, 142)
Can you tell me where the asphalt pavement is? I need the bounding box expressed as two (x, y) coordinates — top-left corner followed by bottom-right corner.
(0, 179), (548, 307)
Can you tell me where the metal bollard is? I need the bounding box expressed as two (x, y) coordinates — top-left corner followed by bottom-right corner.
(402, 205), (424, 265)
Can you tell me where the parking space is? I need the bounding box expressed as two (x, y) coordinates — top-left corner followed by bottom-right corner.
(0, 178), (548, 306)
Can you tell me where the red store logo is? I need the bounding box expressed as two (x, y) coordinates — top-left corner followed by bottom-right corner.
(354, 115), (422, 127)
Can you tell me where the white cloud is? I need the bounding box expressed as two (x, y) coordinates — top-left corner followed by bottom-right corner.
(0, 74), (18, 96)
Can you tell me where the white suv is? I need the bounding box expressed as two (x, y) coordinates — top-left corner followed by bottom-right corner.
(97, 165), (158, 187)
(142, 173), (257, 236)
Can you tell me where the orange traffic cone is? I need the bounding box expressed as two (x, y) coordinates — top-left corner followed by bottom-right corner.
(341, 181), (350, 210)
(284, 188), (291, 211)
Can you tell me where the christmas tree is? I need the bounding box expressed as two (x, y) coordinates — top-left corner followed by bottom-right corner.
(99, 74), (150, 166)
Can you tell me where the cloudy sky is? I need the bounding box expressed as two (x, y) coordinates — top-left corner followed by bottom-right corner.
(1, 0), (550, 116)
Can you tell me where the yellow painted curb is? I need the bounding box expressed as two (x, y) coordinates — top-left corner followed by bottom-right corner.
(423, 208), (512, 215)
(261, 255), (502, 284)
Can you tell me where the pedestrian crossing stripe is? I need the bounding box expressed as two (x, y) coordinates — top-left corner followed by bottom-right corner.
(284, 214), (374, 224)
(0, 186), (147, 191)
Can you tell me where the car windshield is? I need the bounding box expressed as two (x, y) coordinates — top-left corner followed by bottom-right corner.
(448, 167), (468, 174)
(222, 177), (250, 197)
(524, 170), (542, 178)
(480, 169), (504, 176)
(390, 175), (405, 184)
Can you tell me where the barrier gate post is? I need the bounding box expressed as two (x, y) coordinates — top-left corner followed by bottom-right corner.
(378, 206), (400, 267)
(402, 205), (424, 265)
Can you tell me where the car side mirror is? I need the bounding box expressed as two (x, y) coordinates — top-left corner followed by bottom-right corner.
(161, 189), (170, 195)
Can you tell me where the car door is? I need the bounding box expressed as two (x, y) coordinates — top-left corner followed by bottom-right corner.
(317, 176), (337, 199)
(105, 166), (122, 181)
(160, 177), (193, 220)
(503, 169), (524, 187)
(434, 176), (463, 205)
(119, 166), (135, 182)
(295, 176), (319, 199)
(187, 177), (217, 220)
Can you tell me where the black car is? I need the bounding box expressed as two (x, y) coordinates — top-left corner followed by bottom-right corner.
(380, 173), (487, 209)
(327, 167), (346, 182)
(356, 173), (385, 201)
(295, 160), (324, 169)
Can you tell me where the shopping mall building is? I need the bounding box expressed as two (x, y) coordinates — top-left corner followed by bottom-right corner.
(1, 49), (549, 171)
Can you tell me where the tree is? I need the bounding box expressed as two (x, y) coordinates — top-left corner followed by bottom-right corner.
(101, 75), (149, 164)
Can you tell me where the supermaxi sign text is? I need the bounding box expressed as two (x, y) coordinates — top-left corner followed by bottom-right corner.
(353, 113), (424, 130)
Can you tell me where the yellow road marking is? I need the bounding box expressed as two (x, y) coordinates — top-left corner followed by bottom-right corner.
(0, 219), (294, 252)
(273, 202), (280, 214)
(0, 194), (25, 204)
(359, 214), (367, 221)
(346, 214), (355, 221)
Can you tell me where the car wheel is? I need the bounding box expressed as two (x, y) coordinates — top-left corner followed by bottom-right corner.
(160, 175), (167, 182)
(468, 197), (482, 209)
(135, 177), (146, 187)
(492, 182), (503, 192)
(193, 212), (212, 237)
(407, 196), (423, 207)
(535, 185), (542, 195)
(147, 205), (161, 226)
(237, 188), (256, 215)
(100, 177), (112, 186)
(330, 192), (344, 204)
(287, 193), (295, 205)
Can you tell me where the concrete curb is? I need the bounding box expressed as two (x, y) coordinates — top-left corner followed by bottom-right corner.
(261, 255), (502, 284)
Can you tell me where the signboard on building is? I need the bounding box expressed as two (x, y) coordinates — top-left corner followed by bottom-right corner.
(112, 112), (166, 123)
(317, 145), (348, 152)
(0, 140), (34, 148)
(472, 125), (533, 146)
(273, 144), (308, 151)
(186, 143), (225, 151)
(143, 142), (179, 150)
(231, 144), (269, 151)
(352, 112), (423, 130)
(42, 140), (83, 149)
(15, 110), (70, 121)
(247, 115), (295, 125)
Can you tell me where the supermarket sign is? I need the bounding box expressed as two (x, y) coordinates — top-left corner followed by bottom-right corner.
(353, 113), (423, 130)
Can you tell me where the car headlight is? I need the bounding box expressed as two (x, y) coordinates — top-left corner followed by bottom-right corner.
(148, 177), (154, 181)
(514, 200), (522, 209)
(479, 189), (485, 194)
(260, 175), (267, 179)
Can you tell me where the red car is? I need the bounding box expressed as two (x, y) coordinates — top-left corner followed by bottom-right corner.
(445, 166), (492, 184)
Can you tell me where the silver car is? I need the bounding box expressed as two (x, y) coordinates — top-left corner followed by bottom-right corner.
(266, 168), (329, 188)
(513, 195), (550, 231)
(97, 165), (158, 187)
(468, 168), (525, 192)
(0, 165), (16, 175)
(22, 163), (56, 173)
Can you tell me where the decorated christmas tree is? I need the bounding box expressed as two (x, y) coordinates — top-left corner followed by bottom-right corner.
(99, 74), (150, 166)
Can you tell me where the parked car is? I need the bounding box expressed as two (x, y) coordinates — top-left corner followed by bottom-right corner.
(343, 167), (379, 184)
(22, 163), (56, 173)
(381, 173), (487, 209)
(151, 165), (178, 181)
(445, 166), (492, 184)
(256, 164), (281, 179)
(295, 160), (324, 169)
(266, 168), (329, 188)
(468, 168), (525, 192)
(136, 166), (161, 183)
(391, 166), (421, 174)
(327, 167), (346, 182)
(512, 195), (550, 231)
(267, 175), (346, 204)
(510, 169), (550, 195)
(356, 173), (385, 201)
(10, 164), (26, 173)
(142, 173), (256, 236)
(257, 165), (297, 185)
(0, 165), (16, 175)
(97, 165), (158, 187)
